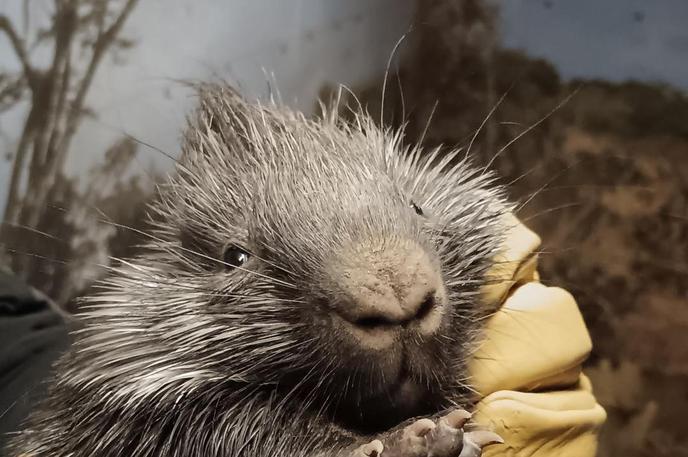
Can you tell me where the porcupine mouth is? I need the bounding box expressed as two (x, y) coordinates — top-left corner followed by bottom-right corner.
(343, 350), (437, 433)
(380, 351), (427, 406)
(385, 369), (421, 409)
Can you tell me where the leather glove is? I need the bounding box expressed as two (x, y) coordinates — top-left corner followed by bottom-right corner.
(468, 214), (607, 456)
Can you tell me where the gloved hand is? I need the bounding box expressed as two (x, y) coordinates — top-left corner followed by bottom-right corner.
(468, 214), (606, 457)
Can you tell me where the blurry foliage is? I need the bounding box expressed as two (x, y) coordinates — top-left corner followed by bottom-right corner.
(569, 79), (688, 140)
(2, 138), (160, 311)
(0, 0), (144, 306)
(57, 138), (155, 306)
(328, 0), (688, 455)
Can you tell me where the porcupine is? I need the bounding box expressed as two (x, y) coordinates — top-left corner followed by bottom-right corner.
(7, 83), (512, 457)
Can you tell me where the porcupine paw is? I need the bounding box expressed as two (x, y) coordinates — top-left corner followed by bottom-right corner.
(351, 409), (503, 457)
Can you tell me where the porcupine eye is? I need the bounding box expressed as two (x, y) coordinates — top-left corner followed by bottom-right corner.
(222, 244), (250, 270)
(410, 200), (424, 216)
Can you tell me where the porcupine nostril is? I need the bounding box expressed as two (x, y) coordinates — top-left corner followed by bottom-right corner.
(352, 291), (437, 329)
(415, 292), (436, 322)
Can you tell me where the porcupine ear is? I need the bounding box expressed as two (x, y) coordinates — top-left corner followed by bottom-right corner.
(174, 83), (247, 166)
(170, 84), (255, 268)
(190, 83), (252, 150)
(197, 84), (247, 136)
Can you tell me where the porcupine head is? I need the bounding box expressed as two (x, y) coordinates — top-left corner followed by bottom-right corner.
(11, 83), (512, 455)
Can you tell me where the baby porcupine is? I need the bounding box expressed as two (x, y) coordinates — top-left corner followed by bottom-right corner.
(8, 84), (510, 457)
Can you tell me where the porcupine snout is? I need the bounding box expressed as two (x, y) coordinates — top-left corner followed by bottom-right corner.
(328, 239), (447, 350)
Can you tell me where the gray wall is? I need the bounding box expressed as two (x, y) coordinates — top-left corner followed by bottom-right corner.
(0, 0), (415, 208)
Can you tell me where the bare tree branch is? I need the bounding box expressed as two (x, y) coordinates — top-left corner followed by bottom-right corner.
(67, 0), (139, 131)
(18, 1), (75, 221)
(0, 14), (37, 88)
(59, 0), (139, 169)
(42, 45), (72, 173)
(3, 117), (36, 223)
(3, 0), (141, 292)
(0, 74), (26, 112)
(22, 0), (32, 36)
(33, 2), (76, 174)
(21, 0), (140, 229)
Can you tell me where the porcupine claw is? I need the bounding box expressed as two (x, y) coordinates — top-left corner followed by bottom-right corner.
(458, 430), (504, 457)
(352, 440), (385, 457)
(354, 408), (502, 457)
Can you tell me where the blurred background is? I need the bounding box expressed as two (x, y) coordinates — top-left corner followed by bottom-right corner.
(0, 1), (686, 456)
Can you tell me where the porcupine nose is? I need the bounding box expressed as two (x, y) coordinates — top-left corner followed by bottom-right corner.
(331, 241), (446, 349)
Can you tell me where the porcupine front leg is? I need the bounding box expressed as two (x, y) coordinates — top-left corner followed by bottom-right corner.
(347, 408), (503, 457)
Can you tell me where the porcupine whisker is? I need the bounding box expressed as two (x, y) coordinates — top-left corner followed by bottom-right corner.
(504, 159), (543, 189)
(86, 272), (302, 304)
(520, 202), (584, 223)
(0, 222), (66, 243)
(0, 243), (292, 300)
(511, 158), (604, 215)
(483, 88), (580, 174)
(417, 100), (439, 147)
(99, 220), (297, 288)
(395, 61), (406, 127)
(380, 31), (410, 129)
(103, 264), (299, 301)
(528, 183), (669, 194)
(465, 87), (511, 163)
(0, 248), (85, 270)
(285, 357), (333, 405)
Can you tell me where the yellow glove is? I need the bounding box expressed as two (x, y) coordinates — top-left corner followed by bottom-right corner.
(469, 214), (607, 457)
